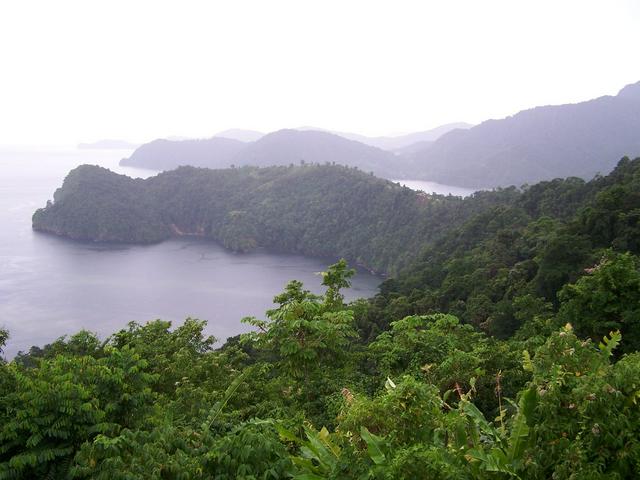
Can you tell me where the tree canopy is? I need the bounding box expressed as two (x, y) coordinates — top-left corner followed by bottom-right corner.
(10, 156), (640, 478)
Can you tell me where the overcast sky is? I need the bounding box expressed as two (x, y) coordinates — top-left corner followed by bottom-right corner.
(1, 0), (639, 146)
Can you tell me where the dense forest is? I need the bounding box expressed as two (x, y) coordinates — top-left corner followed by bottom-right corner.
(4, 156), (640, 478)
(32, 163), (512, 274)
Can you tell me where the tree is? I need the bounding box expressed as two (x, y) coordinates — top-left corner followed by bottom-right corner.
(321, 259), (355, 309)
(242, 261), (358, 379)
(0, 346), (154, 478)
(559, 250), (640, 352)
(0, 329), (7, 359)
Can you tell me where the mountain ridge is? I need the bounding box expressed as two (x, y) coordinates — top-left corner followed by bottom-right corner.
(121, 129), (410, 178)
(407, 80), (640, 188)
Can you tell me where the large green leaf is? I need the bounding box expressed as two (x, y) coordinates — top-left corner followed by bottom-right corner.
(360, 427), (386, 466)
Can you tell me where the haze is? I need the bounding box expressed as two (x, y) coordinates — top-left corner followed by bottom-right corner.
(1, 0), (639, 146)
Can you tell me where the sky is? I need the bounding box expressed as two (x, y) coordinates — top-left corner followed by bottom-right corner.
(1, 0), (639, 146)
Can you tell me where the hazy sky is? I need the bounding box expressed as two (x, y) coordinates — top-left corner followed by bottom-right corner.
(1, 0), (639, 146)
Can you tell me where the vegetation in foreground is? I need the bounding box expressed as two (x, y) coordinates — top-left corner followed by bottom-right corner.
(2, 251), (640, 478)
(6, 156), (640, 477)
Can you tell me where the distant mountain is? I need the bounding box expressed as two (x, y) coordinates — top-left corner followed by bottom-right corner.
(407, 81), (640, 188)
(78, 139), (139, 150)
(214, 129), (264, 142)
(231, 129), (403, 177)
(297, 123), (472, 151)
(338, 123), (472, 151)
(120, 137), (246, 170)
(394, 140), (434, 156)
(120, 129), (407, 178)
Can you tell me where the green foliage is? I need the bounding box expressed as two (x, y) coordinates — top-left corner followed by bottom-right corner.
(14, 330), (102, 368)
(559, 250), (640, 352)
(367, 157), (640, 343)
(72, 424), (203, 480)
(32, 166), (168, 243)
(321, 259), (355, 309)
(33, 163), (514, 274)
(108, 318), (216, 395)
(0, 346), (154, 479)
(368, 314), (485, 386)
(367, 314), (527, 414)
(242, 262), (358, 379)
(204, 421), (292, 480)
(463, 387), (538, 478)
(0, 329), (8, 359)
(278, 424), (346, 479)
(338, 376), (444, 448)
(14, 155), (640, 480)
(524, 325), (640, 478)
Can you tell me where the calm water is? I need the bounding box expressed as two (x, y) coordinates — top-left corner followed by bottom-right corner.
(393, 179), (476, 197)
(1, 148), (385, 357)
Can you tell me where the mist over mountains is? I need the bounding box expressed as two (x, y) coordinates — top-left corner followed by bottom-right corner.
(295, 122), (472, 151)
(119, 123), (468, 178)
(408, 80), (640, 188)
(214, 129), (264, 143)
(120, 137), (246, 170)
(120, 81), (640, 188)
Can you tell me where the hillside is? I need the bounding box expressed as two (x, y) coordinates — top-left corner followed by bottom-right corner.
(406, 81), (640, 188)
(120, 129), (412, 179)
(363, 156), (640, 341)
(297, 122), (472, 151)
(13, 156), (640, 479)
(32, 164), (511, 273)
(231, 129), (407, 177)
(120, 137), (247, 170)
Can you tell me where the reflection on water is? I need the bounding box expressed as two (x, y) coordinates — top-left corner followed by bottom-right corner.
(0, 148), (381, 357)
(394, 179), (476, 197)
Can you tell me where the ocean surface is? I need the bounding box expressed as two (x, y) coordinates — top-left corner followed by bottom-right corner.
(0, 147), (469, 357)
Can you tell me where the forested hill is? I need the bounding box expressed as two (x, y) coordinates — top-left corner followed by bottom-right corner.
(407, 80), (640, 188)
(32, 164), (512, 274)
(362, 156), (640, 341)
(32, 156), (640, 279)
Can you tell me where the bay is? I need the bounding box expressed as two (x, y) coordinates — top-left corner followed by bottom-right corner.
(1, 148), (383, 357)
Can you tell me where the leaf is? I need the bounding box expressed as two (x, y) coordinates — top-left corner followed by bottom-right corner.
(522, 350), (533, 372)
(462, 401), (501, 444)
(384, 377), (396, 391)
(202, 368), (250, 430)
(292, 474), (326, 480)
(626, 389), (640, 408)
(518, 387), (537, 428)
(360, 427), (386, 465)
(467, 448), (521, 478)
(303, 426), (338, 468)
(275, 423), (301, 443)
(598, 330), (622, 358)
